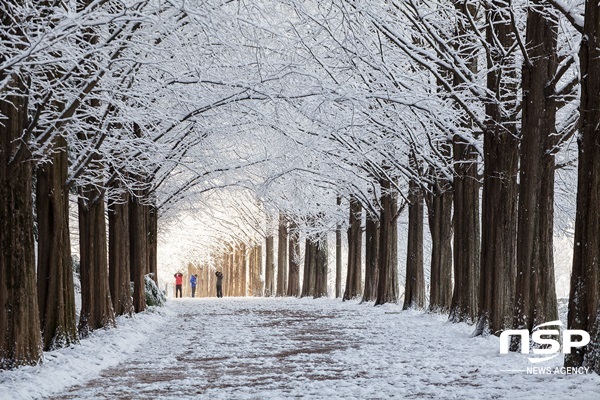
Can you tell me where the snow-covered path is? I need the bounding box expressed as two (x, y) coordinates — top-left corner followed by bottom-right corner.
(3, 298), (599, 399)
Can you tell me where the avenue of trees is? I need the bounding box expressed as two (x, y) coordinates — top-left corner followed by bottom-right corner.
(1, 0), (599, 376)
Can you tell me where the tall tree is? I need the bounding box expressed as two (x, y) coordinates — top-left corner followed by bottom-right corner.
(0, 64), (43, 369)
(276, 213), (288, 296)
(314, 237), (328, 298)
(344, 198), (363, 300)
(238, 243), (247, 296)
(403, 173), (424, 310)
(375, 177), (399, 305)
(512, 1), (559, 343)
(78, 183), (116, 336)
(362, 213), (380, 303)
(248, 245), (263, 296)
(425, 162), (453, 313)
(264, 221), (275, 296)
(565, 0), (600, 373)
(301, 237), (317, 298)
(129, 191), (148, 312)
(147, 201), (158, 283)
(449, 1), (481, 324)
(108, 185), (134, 316)
(36, 135), (78, 350)
(475, 1), (520, 336)
(335, 197), (343, 298)
(287, 222), (301, 297)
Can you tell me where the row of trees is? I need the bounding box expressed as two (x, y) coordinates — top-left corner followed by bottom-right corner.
(186, 0), (598, 374)
(0, 1), (168, 369)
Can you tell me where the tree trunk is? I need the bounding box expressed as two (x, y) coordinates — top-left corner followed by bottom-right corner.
(375, 178), (399, 305)
(287, 223), (301, 297)
(147, 203), (158, 283)
(314, 238), (328, 298)
(129, 194), (147, 312)
(475, 1), (519, 337)
(0, 74), (43, 369)
(335, 197), (342, 298)
(344, 199), (363, 300)
(276, 213), (288, 296)
(239, 243), (247, 296)
(227, 249), (234, 297)
(362, 213), (380, 303)
(449, 137), (480, 323)
(255, 245), (264, 296)
(264, 233), (275, 297)
(449, 0), (480, 324)
(565, 0), (600, 372)
(512, 2), (559, 346)
(426, 164), (453, 313)
(36, 137), (78, 350)
(108, 184), (133, 316)
(403, 176), (424, 310)
(78, 188), (116, 337)
(249, 245), (262, 296)
(301, 238), (317, 298)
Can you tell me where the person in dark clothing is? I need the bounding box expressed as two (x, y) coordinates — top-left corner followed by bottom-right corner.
(190, 274), (198, 298)
(215, 271), (223, 298)
(174, 272), (183, 298)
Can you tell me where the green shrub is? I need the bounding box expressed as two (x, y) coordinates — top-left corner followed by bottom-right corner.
(145, 273), (166, 307)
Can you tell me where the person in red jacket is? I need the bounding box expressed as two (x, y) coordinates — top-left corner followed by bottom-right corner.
(174, 272), (183, 298)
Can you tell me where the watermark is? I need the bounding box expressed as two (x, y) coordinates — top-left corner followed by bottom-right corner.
(498, 320), (590, 373)
(525, 366), (591, 375)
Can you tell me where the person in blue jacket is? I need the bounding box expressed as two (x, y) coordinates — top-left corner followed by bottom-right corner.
(190, 274), (198, 298)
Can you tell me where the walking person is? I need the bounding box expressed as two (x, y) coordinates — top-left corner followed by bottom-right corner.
(174, 272), (183, 298)
(190, 274), (198, 298)
(215, 271), (223, 298)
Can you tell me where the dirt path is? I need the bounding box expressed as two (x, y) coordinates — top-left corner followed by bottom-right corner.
(48, 297), (600, 400)
(50, 298), (357, 399)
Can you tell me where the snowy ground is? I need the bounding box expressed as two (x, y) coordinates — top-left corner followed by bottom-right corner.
(1, 298), (599, 400)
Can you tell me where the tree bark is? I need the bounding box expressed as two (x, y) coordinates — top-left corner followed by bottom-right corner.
(449, 0), (480, 324)
(129, 194), (147, 312)
(0, 73), (43, 369)
(301, 238), (316, 298)
(426, 164), (453, 313)
(276, 213), (288, 296)
(512, 2), (559, 345)
(344, 198), (363, 300)
(362, 213), (380, 303)
(264, 231), (275, 297)
(287, 223), (301, 297)
(403, 176), (424, 310)
(335, 199), (343, 299)
(108, 185), (133, 317)
(147, 203), (158, 284)
(36, 137), (78, 350)
(239, 243), (247, 296)
(565, 0), (600, 372)
(314, 238), (328, 299)
(449, 137), (480, 323)
(475, 1), (519, 337)
(249, 245), (262, 296)
(375, 178), (399, 305)
(78, 188), (116, 337)
(256, 245), (264, 296)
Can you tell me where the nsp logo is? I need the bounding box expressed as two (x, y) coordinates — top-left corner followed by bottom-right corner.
(499, 320), (590, 363)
